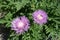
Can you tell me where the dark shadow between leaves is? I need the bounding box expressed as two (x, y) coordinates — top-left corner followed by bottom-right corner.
(0, 24), (11, 40)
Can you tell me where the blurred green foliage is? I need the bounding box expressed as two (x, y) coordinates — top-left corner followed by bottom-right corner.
(0, 0), (60, 40)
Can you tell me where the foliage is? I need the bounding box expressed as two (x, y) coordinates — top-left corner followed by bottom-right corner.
(0, 0), (60, 40)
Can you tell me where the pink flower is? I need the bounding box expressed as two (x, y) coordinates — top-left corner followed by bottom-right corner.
(11, 16), (30, 34)
(32, 10), (48, 25)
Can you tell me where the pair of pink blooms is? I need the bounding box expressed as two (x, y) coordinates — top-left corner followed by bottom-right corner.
(11, 10), (48, 34)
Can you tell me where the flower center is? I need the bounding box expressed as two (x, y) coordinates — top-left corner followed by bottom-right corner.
(37, 14), (43, 20)
(18, 21), (24, 28)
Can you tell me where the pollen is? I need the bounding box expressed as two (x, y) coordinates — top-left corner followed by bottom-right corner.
(18, 21), (24, 28)
(37, 14), (43, 20)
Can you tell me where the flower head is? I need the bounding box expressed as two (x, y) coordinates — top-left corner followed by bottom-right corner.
(32, 10), (48, 25)
(11, 16), (30, 34)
